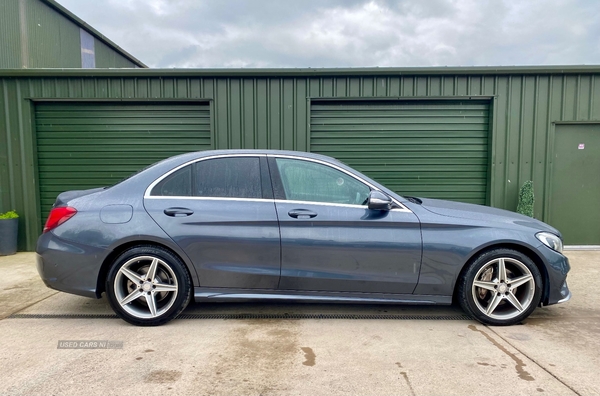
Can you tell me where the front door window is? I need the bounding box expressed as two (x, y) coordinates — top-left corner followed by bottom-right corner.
(274, 158), (370, 205)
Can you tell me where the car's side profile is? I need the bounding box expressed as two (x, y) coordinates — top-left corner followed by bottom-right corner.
(36, 150), (571, 326)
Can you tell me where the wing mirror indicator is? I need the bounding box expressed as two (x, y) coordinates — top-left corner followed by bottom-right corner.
(367, 191), (392, 211)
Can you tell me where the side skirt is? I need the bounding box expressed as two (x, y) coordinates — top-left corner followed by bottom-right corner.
(194, 287), (452, 305)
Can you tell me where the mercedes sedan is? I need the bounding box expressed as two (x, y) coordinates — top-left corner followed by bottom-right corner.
(36, 150), (571, 326)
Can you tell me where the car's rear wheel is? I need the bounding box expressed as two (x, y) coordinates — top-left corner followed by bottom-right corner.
(106, 246), (192, 326)
(457, 248), (542, 326)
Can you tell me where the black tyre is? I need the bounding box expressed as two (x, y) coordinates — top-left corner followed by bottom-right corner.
(106, 245), (192, 326)
(457, 248), (542, 326)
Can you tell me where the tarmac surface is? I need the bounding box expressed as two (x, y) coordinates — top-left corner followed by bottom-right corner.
(0, 251), (598, 395)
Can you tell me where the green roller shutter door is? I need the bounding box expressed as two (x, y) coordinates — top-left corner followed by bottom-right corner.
(35, 102), (211, 219)
(310, 100), (490, 204)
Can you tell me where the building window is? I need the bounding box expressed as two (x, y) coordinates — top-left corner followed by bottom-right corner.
(80, 28), (95, 68)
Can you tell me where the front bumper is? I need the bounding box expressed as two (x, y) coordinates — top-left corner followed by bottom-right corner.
(556, 280), (572, 304)
(537, 244), (571, 306)
(36, 231), (109, 298)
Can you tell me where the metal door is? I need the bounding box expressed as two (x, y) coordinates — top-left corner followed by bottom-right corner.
(549, 124), (600, 244)
(310, 100), (490, 204)
(36, 102), (211, 221)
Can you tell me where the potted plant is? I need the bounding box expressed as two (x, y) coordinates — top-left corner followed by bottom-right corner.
(0, 210), (19, 256)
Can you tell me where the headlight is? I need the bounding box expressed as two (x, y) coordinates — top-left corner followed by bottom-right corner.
(536, 232), (563, 253)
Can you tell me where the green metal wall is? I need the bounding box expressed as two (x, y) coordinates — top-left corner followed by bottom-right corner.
(1, 68), (600, 250)
(0, 1), (23, 69)
(0, 0), (138, 68)
(94, 40), (137, 69)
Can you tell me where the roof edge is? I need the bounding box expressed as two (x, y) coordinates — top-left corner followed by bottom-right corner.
(2, 65), (600, 78)
(41, 0), (147, 68)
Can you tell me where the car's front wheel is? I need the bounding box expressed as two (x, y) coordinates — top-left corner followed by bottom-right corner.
(106, 246), (192, 326)
(457, 248), (542, 326)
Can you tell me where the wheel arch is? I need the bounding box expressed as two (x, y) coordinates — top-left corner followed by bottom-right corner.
(452, 242), (550, 306)
(96, 239), (197, 298)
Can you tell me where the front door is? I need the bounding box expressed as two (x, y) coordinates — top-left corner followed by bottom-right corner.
(269, 156), (422, 294)
(144, 155), (281, 289)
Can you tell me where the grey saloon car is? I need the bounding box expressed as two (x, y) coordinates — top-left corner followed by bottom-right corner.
(36, 150), (571, 326)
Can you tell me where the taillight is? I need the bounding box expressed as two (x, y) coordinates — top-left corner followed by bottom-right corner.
(43, 206), (77, 233)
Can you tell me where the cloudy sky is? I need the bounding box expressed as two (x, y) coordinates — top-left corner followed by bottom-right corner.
(56, 0), (600, 68)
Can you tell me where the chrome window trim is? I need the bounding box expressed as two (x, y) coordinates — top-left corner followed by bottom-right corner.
(275, 199), (364, 209)
(270, 154), (412, 213)
(274, 199), (411, 212)
(144, 196), (409, 213)
(145, 196), (273, 203)
(144, 154), (266, 198)
(144, 152), (413, 214)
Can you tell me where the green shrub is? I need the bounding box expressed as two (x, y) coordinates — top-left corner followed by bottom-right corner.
(0, 210), (19, 220)
(516, 181), (534, 218)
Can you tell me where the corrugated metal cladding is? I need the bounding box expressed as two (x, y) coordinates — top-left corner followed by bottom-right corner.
(311, 100), (490, 204)
(0, 2), (22, 68)
(0, 0), (138, 68)
(35, 102), (211, 221)
(1, 69), (600, 250)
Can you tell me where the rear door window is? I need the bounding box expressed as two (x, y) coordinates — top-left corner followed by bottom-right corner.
(194, 157), (262, 199)
(150, 165), (192, 196)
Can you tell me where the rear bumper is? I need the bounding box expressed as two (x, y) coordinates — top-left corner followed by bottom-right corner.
(36, 231), (108, 298)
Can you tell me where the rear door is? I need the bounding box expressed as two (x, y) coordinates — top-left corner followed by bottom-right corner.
(144, 155), (281, 289)
(269, 155), (422, 294)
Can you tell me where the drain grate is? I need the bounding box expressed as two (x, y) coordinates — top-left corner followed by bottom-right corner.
(10, 313), (119, 319)
(9, 312), (472, 320)
(179, 313), (472, 320)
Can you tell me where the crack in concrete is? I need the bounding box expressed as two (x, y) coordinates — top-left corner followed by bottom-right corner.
(0, 291), (59, 320)
(468, 324), (534, 381)
(486, 326), (583, 396)
(399, 371), (416, 396)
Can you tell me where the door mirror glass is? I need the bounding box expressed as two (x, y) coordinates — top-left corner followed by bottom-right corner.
(368, 191), (392, 211)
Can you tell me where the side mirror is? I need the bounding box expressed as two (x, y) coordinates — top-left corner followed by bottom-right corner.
(367, 191), (392, 211)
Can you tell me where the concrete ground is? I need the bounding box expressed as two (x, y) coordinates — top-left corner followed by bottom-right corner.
(0, 251), (598, 396)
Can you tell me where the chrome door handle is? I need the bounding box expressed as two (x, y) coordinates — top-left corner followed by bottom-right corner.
(164, 207), (194, 217)
(288, 209), (317, 219)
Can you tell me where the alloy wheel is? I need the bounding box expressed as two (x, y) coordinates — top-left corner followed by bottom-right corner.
(471, 257), (536, 321)
(113, 255), (179, 319)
